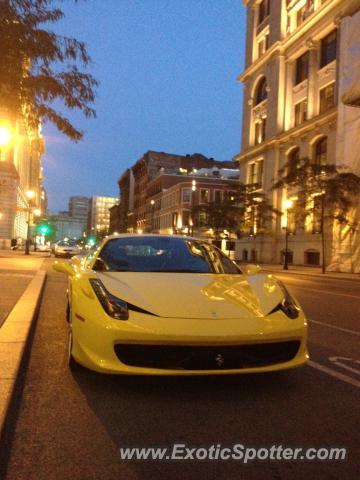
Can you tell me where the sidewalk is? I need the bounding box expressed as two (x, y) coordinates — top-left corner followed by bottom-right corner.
(0, 250), (47, 438)
(258, 263), (360, 281)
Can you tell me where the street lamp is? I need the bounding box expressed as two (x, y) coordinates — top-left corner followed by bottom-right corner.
(150, 199), (155, 233)
(190, 180), (197, 236)
(25, 190), (35, 255)
(283, 199), (293, 270)
(0, 125), (12, 146)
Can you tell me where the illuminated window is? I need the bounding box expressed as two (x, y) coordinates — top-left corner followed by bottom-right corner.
(294, 100), (307, 126)
(200, 189), (210, 204)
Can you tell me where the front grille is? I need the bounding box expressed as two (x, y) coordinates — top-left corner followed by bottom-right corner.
(113, 341), (301, 370)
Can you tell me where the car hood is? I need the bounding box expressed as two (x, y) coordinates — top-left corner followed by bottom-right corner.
(96, 272), (284, 319)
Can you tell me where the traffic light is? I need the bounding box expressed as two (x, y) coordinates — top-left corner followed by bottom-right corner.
(39, 225), (49, 235)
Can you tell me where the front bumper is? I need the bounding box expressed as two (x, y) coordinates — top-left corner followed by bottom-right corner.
(70, 295), (308, 375)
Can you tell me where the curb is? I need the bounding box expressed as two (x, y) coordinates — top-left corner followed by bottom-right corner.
(0, 269), (47, 440)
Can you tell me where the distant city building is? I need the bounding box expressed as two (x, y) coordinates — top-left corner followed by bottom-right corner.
(0, 108), (45, 248)
(109, 203), (122, 234)
(50, 212), (84, 242)
(69, 196), (89, 229)
(89, 196), (118, 236)
(235, 0), (360, 270)
(117, 150), (240, 240)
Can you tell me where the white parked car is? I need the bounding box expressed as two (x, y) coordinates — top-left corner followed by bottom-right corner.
(54, 240), (81, 258)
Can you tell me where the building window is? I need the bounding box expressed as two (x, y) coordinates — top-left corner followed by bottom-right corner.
(181, 188), (191, 203)
(199, 189), (210, 204)
(258, 0), (270, 26)
(319, 83), (335, 114)
(254, 77), (267, 105)
(214, 190), (222, 203)
(247, 160), (263, 187)
(254, 118), (266, 145)
(320, 30), (337, 68)
(295, 52), (309, 85)
(242, 249), (248, 261)
(257, 33), (269, 58)
(305, 249), (320, 265)
(294, 99), (308, 126)
(314, 137), (327, 166)
(287, 148), (300, 176)
(296, 0), (314, 27)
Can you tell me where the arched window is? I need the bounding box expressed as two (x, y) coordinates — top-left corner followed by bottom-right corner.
(254, 77), (268, 105)
(287, 147), (300, 175)
(314, 137), (327, 166)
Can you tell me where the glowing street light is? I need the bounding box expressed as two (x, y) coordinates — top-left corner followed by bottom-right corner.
(0, 125), (12, 146)
(26, 190), (35, 200)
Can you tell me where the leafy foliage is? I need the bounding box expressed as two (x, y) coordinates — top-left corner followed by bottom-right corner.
(273, 158), (360, 227)
(0, 0), (98, 140)
(192, 182), (279, 238)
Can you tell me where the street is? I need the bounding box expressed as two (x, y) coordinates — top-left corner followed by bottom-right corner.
(1, 258), (359, 480)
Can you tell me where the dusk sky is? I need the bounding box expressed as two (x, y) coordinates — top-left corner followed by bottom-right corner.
(43, 1), (247, 212)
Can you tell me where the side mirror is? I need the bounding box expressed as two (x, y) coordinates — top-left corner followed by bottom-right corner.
(53, 260), (75, 276)
(71, 255), (83, 266)
(242, 263), (261, 276)
(93, 257), (108, 272)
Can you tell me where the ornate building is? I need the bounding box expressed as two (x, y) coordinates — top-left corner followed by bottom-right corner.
(0, 109), (45, 248)
(235, 0), (360, 270)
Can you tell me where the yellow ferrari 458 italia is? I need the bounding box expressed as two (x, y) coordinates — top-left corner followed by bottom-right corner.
(53, 234), (308, 375)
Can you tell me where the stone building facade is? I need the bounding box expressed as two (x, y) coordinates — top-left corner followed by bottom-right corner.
(235, 0), (360, 269)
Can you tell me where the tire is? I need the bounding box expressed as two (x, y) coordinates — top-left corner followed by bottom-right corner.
(67, 326), (78, 369)
(66, 301), (70, 323)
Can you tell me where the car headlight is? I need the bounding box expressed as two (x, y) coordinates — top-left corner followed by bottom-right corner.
(89, 278), (128, 320)
(277, 280), (300, 319)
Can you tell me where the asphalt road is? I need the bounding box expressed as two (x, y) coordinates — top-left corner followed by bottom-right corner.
(1, 259), (359, 480)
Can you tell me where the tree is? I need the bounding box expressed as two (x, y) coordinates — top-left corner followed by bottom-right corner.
(273, 158), (360, 273)
(192, 182), (278, 253)
(0, 0), (98, 141)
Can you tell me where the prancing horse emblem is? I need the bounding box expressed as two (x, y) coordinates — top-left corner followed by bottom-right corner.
(215, 354), (224, 367)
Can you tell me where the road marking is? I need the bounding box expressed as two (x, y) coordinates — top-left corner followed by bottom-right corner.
(329, 356), (360, 376)
(308, 319), (360, 337)
(289, 285), (360, 299)
(308, 360), (360, 388)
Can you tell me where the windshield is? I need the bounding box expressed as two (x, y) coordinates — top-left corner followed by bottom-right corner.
(58, 240), (78, 246)
(96, 236), (241, 274)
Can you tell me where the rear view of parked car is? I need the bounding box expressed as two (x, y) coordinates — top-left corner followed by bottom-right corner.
(54, 240), (81, 258)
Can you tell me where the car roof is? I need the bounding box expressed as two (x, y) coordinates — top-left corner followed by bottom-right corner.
(103, 233), (200, 242)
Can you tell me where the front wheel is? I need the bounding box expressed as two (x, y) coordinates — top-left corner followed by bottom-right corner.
(67, 327), (78, 369)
